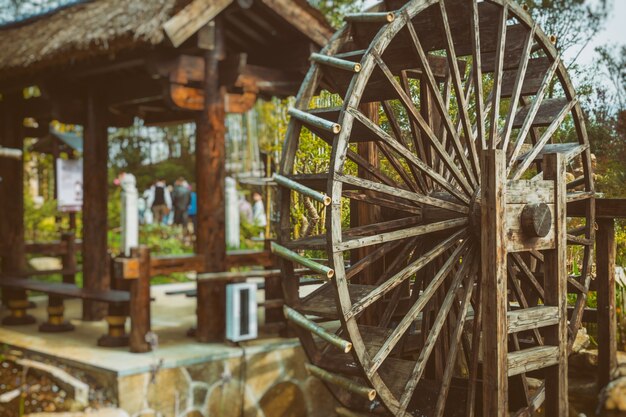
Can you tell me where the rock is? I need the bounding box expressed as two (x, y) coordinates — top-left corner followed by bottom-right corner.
(601, 377), (626, 411)
(570, 349), (598, 376)
(25, 408), (129, 417)
(572, 327), (591, 353)
(259, 381), (306, 417)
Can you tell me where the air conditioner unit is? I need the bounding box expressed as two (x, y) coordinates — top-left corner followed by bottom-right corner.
(226, 282), (258, 342)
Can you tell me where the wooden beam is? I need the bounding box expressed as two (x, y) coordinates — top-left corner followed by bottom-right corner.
(258, 0), (332, 46)
(481, 149), (508, 417)
(0, 95), (32, 324)
(568, 198), (626, 219)
(195, 19), (227, 343)
(82, 87), (110, 321)
(596, 218), (617, 390)
(163, 0), (234, 48)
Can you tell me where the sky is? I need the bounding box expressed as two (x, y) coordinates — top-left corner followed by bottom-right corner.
(574, 0), (626, 67)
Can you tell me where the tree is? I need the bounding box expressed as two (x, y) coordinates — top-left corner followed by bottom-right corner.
(524, 0), (610, 75)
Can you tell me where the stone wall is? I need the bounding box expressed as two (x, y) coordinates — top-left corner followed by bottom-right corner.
(116, 342), (338, 417)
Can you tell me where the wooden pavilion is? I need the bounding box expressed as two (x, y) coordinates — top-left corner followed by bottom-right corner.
(0, 0), (332, 323)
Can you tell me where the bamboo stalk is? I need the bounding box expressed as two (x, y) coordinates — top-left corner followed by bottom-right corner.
(271, 242), (334, 278)
(310, 52), (361, 73)
(344, 12), (394, 23)
(0, 146), (22, 159)
(273, 174), (331, 206)
(284, 305), (352, 353)
(336, 407), (372, 417)
(288, 108), (341, 134)
(305, 363), (376, 401)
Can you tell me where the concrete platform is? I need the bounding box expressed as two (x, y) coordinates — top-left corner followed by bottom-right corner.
(0, 283), (337, 417)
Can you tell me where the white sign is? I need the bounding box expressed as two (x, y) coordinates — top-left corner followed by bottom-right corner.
(56, 159), (83, 212)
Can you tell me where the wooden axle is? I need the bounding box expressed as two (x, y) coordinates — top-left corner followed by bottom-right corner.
(271, 242), (334, 278)
(305, 363), (376, 401)
(284, 305), (352, 353)
(288, 108), (341, 134)
(274, 174), (331, 206)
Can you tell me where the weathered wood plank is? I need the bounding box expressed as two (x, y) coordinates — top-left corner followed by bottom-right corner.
(163, 0), (233, 48)
(507, 306), (559, 333)
(507, 346), (559, 376)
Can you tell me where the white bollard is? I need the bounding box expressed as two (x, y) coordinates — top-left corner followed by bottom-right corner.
(120, 173), (139, 257)
(225, 176), (240, 249)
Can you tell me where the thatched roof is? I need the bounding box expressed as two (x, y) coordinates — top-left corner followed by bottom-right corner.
(0, 0), (184, 76)
(0, 0), (331, 80)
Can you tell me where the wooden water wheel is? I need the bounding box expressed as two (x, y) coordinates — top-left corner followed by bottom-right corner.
(275, 1), (595, 416)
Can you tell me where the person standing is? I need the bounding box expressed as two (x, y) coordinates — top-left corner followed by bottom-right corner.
(252, 191), (267, 238)
(188, 183), (197, 234)
(146, 179), (172, 225)
(172, 177), (191, 227)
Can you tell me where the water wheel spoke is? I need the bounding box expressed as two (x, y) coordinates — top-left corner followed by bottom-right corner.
(335, 218), (467, 252)
(346, 239), (406, 281)
(507, 261), (544, 346)
(488, 3), (508, 150)
(399, 247), (477, 412)
(507, 55), (561, 169)
(347, 148), (400, 189)
(511, 98), (578, 180)
(343, 190), (422, 216)
(349, 107), (470, 204)
(510, 252), (545, 300)
(499, 24), (537, 152)
(404, 20), (477, 191)
(434, 264), (477, 417)
(381, 99), (431, 193)
(439, 0), (481, 183)
(367, 240), (470, 379)
(471, 0), (486, 150)
(336, 173), (469, 214)
(347, 229), (466, 321)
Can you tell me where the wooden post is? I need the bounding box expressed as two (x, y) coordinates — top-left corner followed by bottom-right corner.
(39, 232), (76, 332)
(263, 239), (283, 325)
(542, 153), (568, 416)
(351, 102), (382, 326)
(481, 149), (508, 417)
(82, 88), (110, 321)
(0, 95), (34, 325)
(195, 19), (227, 342)
(597, 217), (616, 390)
(129, 246), (151, 353)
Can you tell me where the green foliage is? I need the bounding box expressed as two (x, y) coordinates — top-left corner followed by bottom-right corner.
(309, 0), (366, 28)
(23, 193), (59, 242)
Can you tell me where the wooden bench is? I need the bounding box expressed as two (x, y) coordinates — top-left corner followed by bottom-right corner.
(0, 276), (138, 349)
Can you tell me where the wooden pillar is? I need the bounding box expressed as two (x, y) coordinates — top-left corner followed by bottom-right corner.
(597, 217), (617, 390)
(129, 246), (151, 353)
(542, 153), (568, 416)
(82, 88), (110, 321)
(263, 239), (283, 325)
(195, 20), (227, 342)
(350, 103), (382, 326)
(481, 149), (507, 417)
(0, 96), (34, 324)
